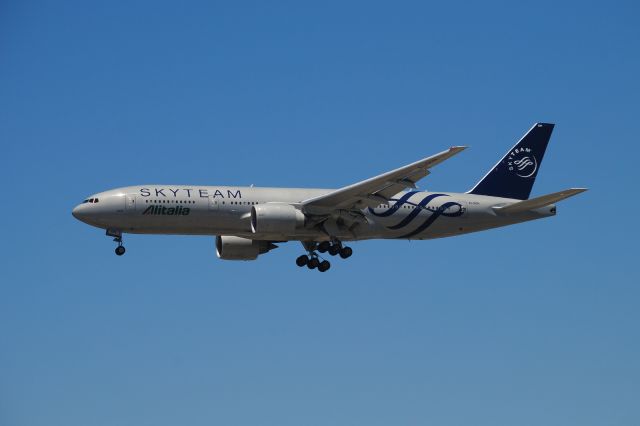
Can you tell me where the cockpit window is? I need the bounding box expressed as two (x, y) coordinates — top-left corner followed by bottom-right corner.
(83, 199), (89, 203)
(94, 198), (99, 203)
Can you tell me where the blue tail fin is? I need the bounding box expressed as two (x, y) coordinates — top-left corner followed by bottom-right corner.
(468, 123), (554, 200)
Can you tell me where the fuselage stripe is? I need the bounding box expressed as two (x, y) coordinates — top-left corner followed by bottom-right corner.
(397, 201), (463, 238)
(387, 194), (448, 230)
(367, 191), (421, 217)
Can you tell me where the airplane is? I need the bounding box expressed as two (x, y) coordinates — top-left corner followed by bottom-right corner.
(72, 123), (586, 272)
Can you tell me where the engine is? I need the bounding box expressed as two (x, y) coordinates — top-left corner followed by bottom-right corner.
(215, 236), (277, 261)
(251, 203), (305, 235)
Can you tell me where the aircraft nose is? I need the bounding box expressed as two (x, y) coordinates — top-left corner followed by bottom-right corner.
(72, 204), (87, 220)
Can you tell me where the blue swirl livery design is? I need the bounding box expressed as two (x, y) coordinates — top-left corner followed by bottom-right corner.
(369, 193), (464, 238)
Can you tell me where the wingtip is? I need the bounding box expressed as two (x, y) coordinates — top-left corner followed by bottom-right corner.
(450, 145), (468, 151)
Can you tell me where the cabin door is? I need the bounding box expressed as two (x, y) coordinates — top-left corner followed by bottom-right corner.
(125, 195), (136, 211)
(208, 196), (220, 210)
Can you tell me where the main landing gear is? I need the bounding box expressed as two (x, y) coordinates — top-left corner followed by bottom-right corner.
(296, 240), (353, 272)
(316, 241), (353, 259)
(296, 254), (331, 272)
(107, 229), (126, 256)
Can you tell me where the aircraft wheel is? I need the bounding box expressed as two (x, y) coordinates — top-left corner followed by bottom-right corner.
(339, 246), (353, 259)
(318, 260), (331, 272)
(115, 246), (126, 256)
(296, 255), (309, 267)
(328, 245), (340, 256)
(317, 241), (330, 253)
(307, 258), (320, 269)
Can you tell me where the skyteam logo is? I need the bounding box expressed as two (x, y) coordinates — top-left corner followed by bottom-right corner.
(507, 147), (538, 178)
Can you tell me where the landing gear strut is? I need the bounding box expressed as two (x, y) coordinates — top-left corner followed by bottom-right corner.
(296, 240), (353, 272)
(107, 229), (126, 256)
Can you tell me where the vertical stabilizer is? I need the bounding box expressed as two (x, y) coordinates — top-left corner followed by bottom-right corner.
(468, 123), (554, 200)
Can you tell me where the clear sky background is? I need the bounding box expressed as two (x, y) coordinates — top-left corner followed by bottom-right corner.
(1, 1), (638, 425)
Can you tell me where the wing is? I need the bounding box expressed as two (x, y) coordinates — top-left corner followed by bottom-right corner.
(301, 146), (467, 214)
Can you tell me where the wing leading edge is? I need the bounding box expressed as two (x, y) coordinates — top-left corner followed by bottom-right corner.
(301, 146), (467, 214)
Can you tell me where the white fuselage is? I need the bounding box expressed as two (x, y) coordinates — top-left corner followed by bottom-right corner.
(72, 185), (555, 242)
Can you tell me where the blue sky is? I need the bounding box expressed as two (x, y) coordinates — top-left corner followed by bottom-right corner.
(1, 1), (639, 425)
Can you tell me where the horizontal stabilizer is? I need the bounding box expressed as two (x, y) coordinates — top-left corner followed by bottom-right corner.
(493, 188), (587, 214)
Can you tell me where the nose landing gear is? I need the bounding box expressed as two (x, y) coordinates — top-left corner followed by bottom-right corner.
(115, 244), (126, 256)
(107, 229), (126, 256)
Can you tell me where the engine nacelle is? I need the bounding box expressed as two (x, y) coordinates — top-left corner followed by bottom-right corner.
(215, 236), (277, 261)
(251, 203), (305, 235)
